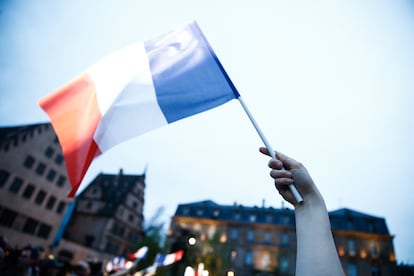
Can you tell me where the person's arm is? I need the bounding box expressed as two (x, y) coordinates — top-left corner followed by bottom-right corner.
(260, 148), (344, 276)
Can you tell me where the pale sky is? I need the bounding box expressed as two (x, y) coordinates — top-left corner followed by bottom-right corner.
(1, 0), (414, 263)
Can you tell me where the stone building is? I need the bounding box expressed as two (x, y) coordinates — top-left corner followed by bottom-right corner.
(0, 123), (72, 250)
(168, 200), (397, 276)
(0, 123), (145, 264)
(62, 169), (145, 260)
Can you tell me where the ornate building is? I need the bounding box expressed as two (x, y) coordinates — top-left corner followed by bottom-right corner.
(168, 200), (397, 276)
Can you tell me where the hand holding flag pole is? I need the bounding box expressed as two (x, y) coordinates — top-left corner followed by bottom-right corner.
(237, 97), (304, 204)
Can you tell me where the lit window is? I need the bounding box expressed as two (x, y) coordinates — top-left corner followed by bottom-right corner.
(261, 252), (271, 270)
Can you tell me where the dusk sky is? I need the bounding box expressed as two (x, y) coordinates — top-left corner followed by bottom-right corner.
(1, 0), (413, 263)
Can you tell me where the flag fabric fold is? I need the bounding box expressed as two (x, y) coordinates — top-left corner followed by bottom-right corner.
(39, 21), (239, 197)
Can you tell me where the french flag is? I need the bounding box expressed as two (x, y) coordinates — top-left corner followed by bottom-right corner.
(128, 246), (148, 261)
(39, 21), (239, 197)
(154, 250), (184, 266)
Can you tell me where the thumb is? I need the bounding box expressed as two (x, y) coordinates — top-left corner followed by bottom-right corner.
(275, 151), (299, 170)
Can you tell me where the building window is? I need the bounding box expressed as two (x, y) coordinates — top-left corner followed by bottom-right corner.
(44, 146), (55, 158)
(249, 213), (256, 222)
(46, 169), (57, 181)
(56, 175), (66, 187)
(266, 214), (273, 223)
(213, 209), (220, 217)
(9, 177), (23, 194)
(370, 242), (379, 258)
(348, 239), (356, 256)
(23, 155), (35, 169)
(35, 163), (46, 176)
(35, 190), (47, 205)
(234, 212), (241, 220)
(0, 208), (17, 227)
(261, 252), (271, 270)
(46, 196), (57, 210)
(56, 201), (66, 214)
(245, 250), (253, 265)
(0, 169), (10, 188)
(348, 263), (357, 276)
(282, 215), (291, 225)
(37, 223), (52, 239)
(247, 230), (255, 242)
(371, 265), (380, 276)
(196, 209), (204, 216)
(264, 232), (271, 244)
(22, 184), (35, 199)
(54, 154), (64, 165)
(128, 214), (134, 223)
(230, 228), (238, 240)
(86, 201), (93, 209)
(280, 256), (289, 272)
(281, 233), (289, 246)
(23, 218), (39, 234)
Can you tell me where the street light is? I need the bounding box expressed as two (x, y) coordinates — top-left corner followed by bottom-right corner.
(188, 236), (197, 246)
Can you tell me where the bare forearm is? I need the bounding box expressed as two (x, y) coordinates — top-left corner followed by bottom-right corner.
(295, 194), (344, 276)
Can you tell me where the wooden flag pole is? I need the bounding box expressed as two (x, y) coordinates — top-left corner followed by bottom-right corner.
(237, 96), (304, 204)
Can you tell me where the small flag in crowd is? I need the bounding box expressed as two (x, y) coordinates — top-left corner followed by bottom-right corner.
(128, 246), (149, 261)
(154, 250), (185, 266)
(38, 21), (239, 197)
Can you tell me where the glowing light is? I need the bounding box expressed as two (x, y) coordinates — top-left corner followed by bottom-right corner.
(188, 237), (197, 246)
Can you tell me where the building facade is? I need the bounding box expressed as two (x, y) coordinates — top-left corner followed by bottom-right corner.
(62, 169), (145, 261)
(168, 200), (396, 276)
(0, 123), (72, 250)
(0, 123), (146, 264)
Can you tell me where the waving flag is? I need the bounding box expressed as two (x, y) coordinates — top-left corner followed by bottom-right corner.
(128, 246), (149, 261)
(154, 250), (184, 266)
(39, 21), (239, 197)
